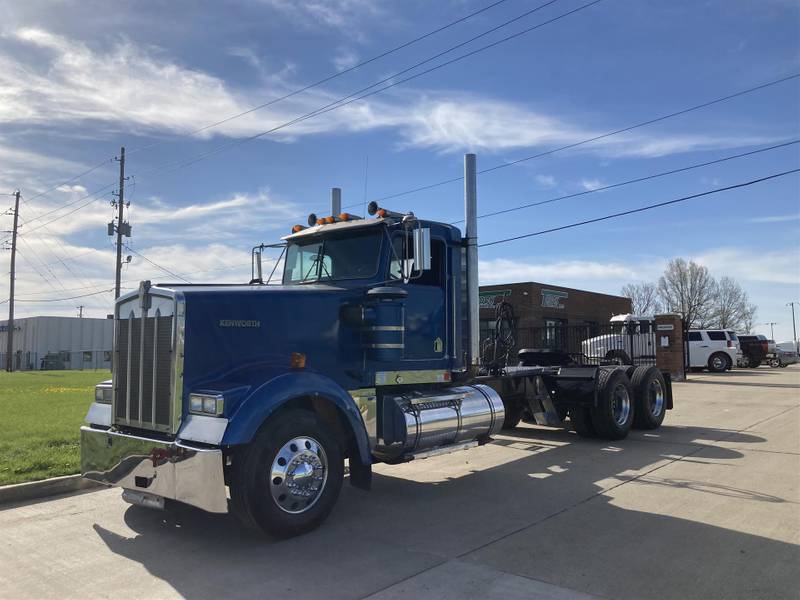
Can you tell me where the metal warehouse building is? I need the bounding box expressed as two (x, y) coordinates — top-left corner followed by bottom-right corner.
(0, 316), (113, 371)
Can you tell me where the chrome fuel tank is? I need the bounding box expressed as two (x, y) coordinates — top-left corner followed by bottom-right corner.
(376, 384), (504, 460)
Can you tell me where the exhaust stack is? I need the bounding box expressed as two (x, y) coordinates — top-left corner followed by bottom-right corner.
(464, 153), (479, 369)
(331, 187), (342, 216)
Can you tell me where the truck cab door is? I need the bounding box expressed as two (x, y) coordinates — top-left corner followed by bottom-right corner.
(389, 235), (448, 363)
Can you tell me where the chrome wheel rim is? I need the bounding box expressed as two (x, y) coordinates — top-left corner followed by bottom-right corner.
(612, 383), (631, 426)
(648, 379), (664, 418)
(269, 436), (328, 514)
(712, 356), (725, 370)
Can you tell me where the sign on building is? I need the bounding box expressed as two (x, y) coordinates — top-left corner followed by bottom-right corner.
(479, 289), (511, 309)
(541, 289), (568, 310)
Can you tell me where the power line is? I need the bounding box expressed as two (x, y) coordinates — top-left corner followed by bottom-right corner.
(127, 0), (516, 154)
(451, 139), (800, 223)
(122, 244), (191, 283)
(480, 169), (800, 247)
(11, 0), (518, 224)
(2, 288), (116, 304)
(5, 181), (117, 235)
(23, 157), (114, 205)
(137, 0), (597, 177)
(373, 73), (800, 203)
(12, 0), (590, 235)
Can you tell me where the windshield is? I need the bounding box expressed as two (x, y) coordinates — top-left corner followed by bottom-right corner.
(282, 231), (382, 284)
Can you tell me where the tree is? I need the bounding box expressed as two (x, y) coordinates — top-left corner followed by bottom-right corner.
(708, 276), (757, 331)
(620, 282), (661, 315)
(657, 258), (716, 328)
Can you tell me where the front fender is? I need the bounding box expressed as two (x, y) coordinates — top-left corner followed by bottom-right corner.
(222, 371), (371, 464)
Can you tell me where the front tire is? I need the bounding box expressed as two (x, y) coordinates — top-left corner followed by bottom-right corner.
(591, 368), (634, 440)
(230, 409), (344, 538)
(707, 352), (730, 373)
(630, 366), (667, 430)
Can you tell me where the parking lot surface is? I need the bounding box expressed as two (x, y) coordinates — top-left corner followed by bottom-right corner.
(1, 367), (798, 600)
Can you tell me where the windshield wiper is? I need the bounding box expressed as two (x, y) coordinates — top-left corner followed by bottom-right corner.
(301, 244), (331, 282)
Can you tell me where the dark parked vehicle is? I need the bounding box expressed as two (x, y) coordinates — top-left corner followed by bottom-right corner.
(736, 335), (770, 368)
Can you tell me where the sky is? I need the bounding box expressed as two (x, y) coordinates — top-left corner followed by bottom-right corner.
(0, 0), (798, 341)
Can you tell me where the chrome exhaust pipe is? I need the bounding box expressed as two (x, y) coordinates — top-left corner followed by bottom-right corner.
(464, 153), (479, 369)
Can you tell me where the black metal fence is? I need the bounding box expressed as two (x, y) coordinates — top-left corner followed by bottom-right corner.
(481, 322), (658, 367)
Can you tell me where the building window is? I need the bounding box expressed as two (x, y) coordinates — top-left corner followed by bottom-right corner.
(83, 351), (93, 363)
(103, 351), (112, 363)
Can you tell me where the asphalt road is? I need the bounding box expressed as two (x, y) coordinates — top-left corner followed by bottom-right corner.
(1, 367), (798, 600)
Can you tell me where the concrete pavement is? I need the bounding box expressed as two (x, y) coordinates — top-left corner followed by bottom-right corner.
(1, 367), (797, 599)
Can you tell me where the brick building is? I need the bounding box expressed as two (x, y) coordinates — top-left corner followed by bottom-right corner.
(479, 281), (632, 341)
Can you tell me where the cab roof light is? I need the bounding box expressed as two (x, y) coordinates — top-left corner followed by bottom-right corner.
(324, 215), (336, 224)
(291, 224), (306, 233)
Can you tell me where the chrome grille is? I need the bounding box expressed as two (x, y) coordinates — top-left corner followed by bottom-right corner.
(114, 313), (174, 432)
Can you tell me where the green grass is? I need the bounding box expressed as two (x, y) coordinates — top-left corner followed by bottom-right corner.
(0, 370), (111, 486)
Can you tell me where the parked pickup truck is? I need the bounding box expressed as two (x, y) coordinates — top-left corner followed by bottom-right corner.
(736, 334), (771, 368)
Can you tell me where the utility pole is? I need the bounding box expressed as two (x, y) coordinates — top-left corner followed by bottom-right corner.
(764, 322), (777, 340)
(77, 305), (84, 319)
(110, 147), (130, 299)
(5, 190), (20, 372)
(788, 302), (798, 353)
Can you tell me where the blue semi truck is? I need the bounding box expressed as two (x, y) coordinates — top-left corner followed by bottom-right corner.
(81, 156), (673, 537)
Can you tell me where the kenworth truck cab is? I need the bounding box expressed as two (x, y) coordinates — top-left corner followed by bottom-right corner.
(81, 157), (674, 537)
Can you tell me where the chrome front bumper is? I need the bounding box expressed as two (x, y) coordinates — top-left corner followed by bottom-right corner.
(80, 426), (228, 513)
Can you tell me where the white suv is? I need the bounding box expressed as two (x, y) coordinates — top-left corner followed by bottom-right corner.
(687, 330), (738, 372)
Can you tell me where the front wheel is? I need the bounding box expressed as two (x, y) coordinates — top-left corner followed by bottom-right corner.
(230, 409), (344, 538)
(707, 352), (730, 373)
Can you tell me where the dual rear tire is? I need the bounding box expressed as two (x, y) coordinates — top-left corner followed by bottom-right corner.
(571, 366), (666, 439)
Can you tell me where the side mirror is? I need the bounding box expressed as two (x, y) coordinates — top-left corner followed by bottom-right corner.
(413, 227), (431, 271)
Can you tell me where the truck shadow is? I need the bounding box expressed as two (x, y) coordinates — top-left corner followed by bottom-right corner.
(92, 423), (798, 600)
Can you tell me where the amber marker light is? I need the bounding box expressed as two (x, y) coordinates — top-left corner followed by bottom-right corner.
(339, 213), (351, 221)
(377, 208), (387, 218)
(292, 225), (305, 233)
(325, 216), (335, 224)
(290, 352), (306, 369)
(317, 218), (325, 225)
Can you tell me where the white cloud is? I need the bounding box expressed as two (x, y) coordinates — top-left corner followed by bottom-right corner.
(333, 49), (359, 71)
(581, 178), (604, 191)
(478, 258), (642, 285)
(748, 214), (800, 223)
(257, 0), (384, 32)
(534, 174), (557, 189)
(227, 46), (263, 70)
(1, 28), (779, 161)
(693, 247), (800, 285)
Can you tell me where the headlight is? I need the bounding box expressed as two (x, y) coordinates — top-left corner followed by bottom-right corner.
(188, 393), (224, 416)
(94, 384), (113, 404)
